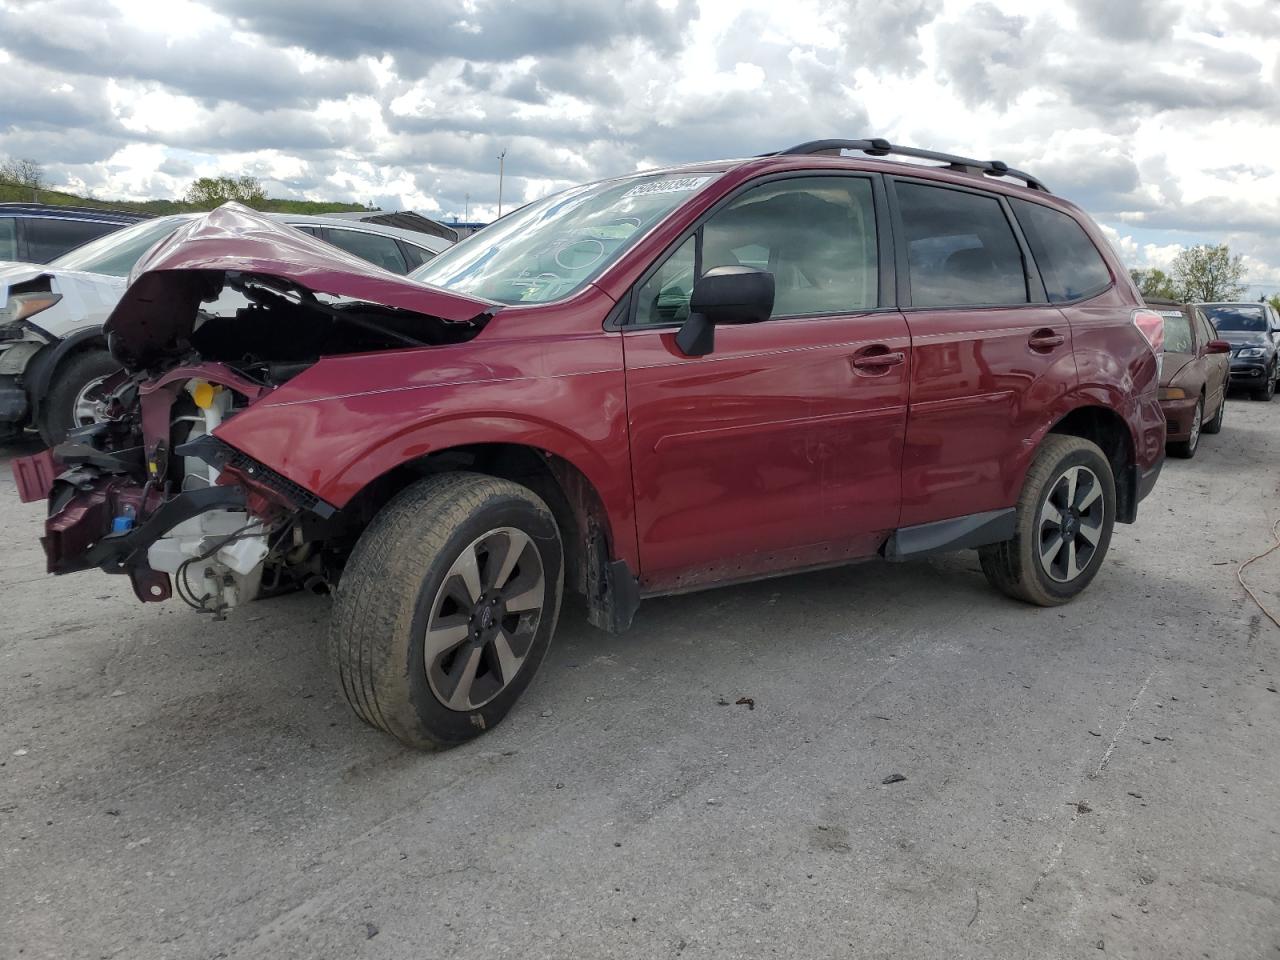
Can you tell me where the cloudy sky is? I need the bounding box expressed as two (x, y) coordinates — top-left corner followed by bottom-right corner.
(1, 0), (1278, 291)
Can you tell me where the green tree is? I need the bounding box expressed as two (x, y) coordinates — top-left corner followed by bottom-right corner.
(1266, 294), (1280, 315)
(1170, 244), (1247, 303)
(184, 175), (268, 210)
(0, 157), (46, 201)
(1129, 267), (1180, 301)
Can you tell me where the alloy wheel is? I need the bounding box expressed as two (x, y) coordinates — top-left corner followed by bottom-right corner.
(424, 527), (545, 711)
(1037, 465), (1106, 584)
(1187, 401), (1202, 451)
(72, 375), (111, 427)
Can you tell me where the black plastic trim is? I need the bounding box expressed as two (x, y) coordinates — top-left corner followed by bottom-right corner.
(85, 485), (248, 571)
(882, 508), (1016, 561)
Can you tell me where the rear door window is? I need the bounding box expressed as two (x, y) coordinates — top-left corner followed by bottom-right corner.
(325, 228), (409, 273)
(23, 217), (119, 262)
(895, 182), (1028, 307)
(0, 217), (16, 261)
(1010, 199), (1112, 302)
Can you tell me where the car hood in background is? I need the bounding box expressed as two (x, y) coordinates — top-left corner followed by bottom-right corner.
(1221, 331), (1270, 348)
(106, 203), (500, 364)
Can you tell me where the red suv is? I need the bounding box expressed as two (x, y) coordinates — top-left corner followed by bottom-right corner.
(13, 139), (1166, 749)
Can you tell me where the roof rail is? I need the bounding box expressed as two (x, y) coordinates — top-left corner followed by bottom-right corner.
(774, 138), (1049, 193)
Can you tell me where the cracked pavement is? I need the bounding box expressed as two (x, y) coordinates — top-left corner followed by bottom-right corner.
(2, 400), (1279, 959)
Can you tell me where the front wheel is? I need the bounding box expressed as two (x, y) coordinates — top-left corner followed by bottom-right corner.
(37, 348), (121, 447)
(979, 435), (1116, 606)
(329, 473), (563, 750)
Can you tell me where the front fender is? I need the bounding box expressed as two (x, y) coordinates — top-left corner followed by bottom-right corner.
(213, 336), (638, 567)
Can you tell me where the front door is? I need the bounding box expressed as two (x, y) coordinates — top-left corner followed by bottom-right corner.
(621, 175), (911, 593)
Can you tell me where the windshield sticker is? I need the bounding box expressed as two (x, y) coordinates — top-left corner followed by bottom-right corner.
(621, 176), (711, 199)
(1156, 310), (1184, 318)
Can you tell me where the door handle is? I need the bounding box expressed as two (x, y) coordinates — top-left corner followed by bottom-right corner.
(851, 350), (905, 370)
(1028, 329), (1065, 351)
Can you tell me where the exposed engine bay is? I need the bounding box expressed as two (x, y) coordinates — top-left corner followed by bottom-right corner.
(27, 269), (488, 618)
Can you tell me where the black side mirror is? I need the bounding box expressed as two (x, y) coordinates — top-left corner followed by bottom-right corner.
(675, 266), (775, 357)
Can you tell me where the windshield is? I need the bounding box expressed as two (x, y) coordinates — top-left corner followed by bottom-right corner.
(51, 217), (188, 277)
(1203, 305), (1265, 332)
(411, 172), (721, 304)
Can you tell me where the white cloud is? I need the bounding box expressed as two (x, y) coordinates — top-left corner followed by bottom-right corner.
(0, 0), (1277, 284)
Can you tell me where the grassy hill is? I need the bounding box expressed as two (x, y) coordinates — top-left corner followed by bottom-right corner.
(0, 182), (370, 216)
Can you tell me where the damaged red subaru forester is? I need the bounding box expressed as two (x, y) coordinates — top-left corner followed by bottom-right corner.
(12, 140), (1166, 749)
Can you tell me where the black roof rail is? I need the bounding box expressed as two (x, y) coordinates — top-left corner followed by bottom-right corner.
(774, 138), (1049, 193)
(0, 202), (151, 220)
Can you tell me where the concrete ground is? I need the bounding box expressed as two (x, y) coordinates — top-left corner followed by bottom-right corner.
(2, 401), (1278, 960)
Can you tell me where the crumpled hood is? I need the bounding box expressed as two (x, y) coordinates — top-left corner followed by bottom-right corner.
(105, 203), (499, 365)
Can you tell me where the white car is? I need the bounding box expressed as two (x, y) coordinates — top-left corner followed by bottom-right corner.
(0, 211), (452, 444)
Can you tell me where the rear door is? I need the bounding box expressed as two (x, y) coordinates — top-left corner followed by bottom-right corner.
(622, 173), (910, 591)
(888, 178), (1077, 527)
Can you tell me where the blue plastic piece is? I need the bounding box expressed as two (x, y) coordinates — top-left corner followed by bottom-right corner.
(111, 515), (134, 533)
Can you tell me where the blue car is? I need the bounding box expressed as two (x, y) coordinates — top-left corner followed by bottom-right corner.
(0, 203), (147, 264)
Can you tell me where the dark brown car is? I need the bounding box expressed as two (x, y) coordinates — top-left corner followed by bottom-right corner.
(1148, 298), (1231, 458)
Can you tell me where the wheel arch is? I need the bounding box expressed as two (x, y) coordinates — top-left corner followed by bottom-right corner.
(24, 326), (109, 419)
(336, 441), (640, 633)
(1044, 405), (1139, 523)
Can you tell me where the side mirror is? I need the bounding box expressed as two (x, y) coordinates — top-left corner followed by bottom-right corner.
(1205, 339), (1232, 355)
(674, 266), (775, 357)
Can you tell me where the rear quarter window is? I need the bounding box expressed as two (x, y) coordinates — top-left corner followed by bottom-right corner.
(1010, 199), (1112, 302)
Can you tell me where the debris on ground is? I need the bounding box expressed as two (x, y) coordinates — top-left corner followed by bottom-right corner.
(735, 697), (755, 710)
(1089, 730), (1102, 736)
(881, 774), (906, 785)
(1072, 801), (1093, 814)
(365, 922), (379, 940)
(1127, 792), (1144, 799)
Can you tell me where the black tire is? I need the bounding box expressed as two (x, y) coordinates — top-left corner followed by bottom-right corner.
(1202, 393), (1225, 435)
(1252, 365), (1276, 402)
(37, 348), (121, 447)
(1167, 397), (1203, 459)
(979, 435), (1116, 607)
(329, 472), (563, 750)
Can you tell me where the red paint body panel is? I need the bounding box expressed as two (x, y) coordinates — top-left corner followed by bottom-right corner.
(898, 303), (1079, 525)
(622, 311), (910, 591)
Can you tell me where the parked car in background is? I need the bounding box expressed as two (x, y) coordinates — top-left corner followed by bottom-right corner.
(0, 212), (452, 444)
(0, 204), (147, 264)
(1201, 301), (1280, 401)
(12, 139), (1166, 750)
(1146, 298), (1231, 458)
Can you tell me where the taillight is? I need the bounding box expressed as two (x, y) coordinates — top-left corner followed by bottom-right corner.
(1132, 308), (1164, 377)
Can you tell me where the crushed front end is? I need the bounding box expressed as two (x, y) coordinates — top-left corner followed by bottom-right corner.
(24, 361), (336, 616)
(12, 203), (495, 617)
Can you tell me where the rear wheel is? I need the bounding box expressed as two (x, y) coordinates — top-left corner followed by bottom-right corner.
(37, 348), (120, 447)
(1202, 394), (1225, 435)
(1168, 397), (1202, 459)
(329, 473), (563, 750)
(980, 435), (1116, 606)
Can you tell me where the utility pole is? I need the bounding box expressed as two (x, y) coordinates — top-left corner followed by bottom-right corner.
(497, 150), (506, 218)
(464, 192), (470, 224)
